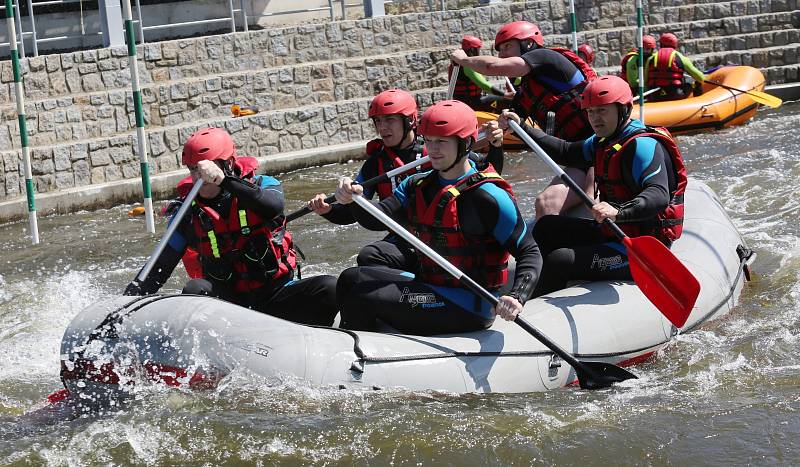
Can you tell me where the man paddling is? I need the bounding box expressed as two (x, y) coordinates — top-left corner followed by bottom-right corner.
(449, 35), (515, 111)
(620, 34), (657, 90)
(333, 100), (542, 335)
(307, 89), (504, 269)
(450, 21), (597, 220)
(645, 33), (706, 101)
(499, 76), (688, 295)
(124, 127), (338, 326)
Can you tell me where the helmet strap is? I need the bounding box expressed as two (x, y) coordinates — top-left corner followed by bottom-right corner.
(442, 137), (473, 173)
(610, 103), (634, 138)
(394, 116), (416, 149)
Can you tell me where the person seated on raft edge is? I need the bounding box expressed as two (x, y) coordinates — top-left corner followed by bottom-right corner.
(332, 100), (543, 336)
(451, 20), (597, 222)
(449, 35), (516, 112)
(620, 35), (657, 91)
(498, 75), (688, 297)
(645, 32), (706, 102)
(124, 127), (338, 327)
(306, 88), (505, 271)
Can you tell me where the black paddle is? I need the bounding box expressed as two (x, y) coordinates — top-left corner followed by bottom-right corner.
(351, 193), (637, 390)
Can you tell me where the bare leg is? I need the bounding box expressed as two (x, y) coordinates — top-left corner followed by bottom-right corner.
(534, 167), (595, 219)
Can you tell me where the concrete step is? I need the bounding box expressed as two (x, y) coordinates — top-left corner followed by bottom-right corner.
(761, 63), (800, 83)
(659, 0), (798, 23)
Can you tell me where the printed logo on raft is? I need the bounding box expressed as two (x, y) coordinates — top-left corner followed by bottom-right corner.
(590, 254), (627, 271)
(399, 287), (445, 308)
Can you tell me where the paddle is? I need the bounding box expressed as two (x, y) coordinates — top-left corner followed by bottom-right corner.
(285, 155), (431, 222)
(447, 65), (460, 100)
(632, 87), (660, 102)
(508, 120), (700, 328)
(130, 179), (204, 289)
(351, 193), (637, 390)
(704, 79), (781, 108)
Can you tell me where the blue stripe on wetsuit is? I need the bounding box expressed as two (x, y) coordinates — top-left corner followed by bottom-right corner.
(538, 69), (584, 93)
(478, 183), (519, 246)
(604, 241), (629, 270)
(428, 284), (496, 318)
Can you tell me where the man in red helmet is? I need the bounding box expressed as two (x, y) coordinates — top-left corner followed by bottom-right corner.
(620, 35), (657, 90)
(449, 35), (515, 111)
(450, 20), (597, 220)
(499, 76), (687, 295)
(645, 32), (706, 101)
(577, 43), (595, 66)
(307, 89), (504, 270)
(332, 100), (542, 334)
(124, 127), (338, 326)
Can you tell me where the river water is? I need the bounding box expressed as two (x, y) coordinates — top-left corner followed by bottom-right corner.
(1, 103), (798, 465)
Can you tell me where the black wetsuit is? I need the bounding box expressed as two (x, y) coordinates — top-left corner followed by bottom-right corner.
(336, 160), (542, 336)
(518, 120), (676, 296)
(125, 173), (338, 326)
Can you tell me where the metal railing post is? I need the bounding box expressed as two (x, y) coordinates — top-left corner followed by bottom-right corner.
(228, 0), (236, 33)
(328, 0), (334, 20)
(25, 0), (37, 56)
(5, 0), (39, 244)
(122, 0), (156, 234)
(135, 0), (145, 43)
(340, 0), (346, 20)
(240, 0), (248, 32)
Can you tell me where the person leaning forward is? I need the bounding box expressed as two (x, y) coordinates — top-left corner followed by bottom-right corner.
(124, 127), (338, 326)
(451, 21), (597, 221)
(499, 76), (688, 296)
(334, 100), (542, 336)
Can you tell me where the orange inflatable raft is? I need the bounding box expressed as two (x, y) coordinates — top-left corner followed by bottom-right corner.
(477, 65), (766, 147)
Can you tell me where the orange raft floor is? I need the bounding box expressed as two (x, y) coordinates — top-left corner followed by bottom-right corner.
(476, 65), (766, 148)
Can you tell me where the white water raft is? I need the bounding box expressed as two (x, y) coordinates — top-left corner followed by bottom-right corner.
(60, 180), (754, 396)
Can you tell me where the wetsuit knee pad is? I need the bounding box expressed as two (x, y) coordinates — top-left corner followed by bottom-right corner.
(182, 278), (216, 296)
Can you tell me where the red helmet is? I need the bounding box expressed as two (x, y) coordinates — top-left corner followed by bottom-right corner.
(643, 35), (657, 50)
(419, 100), (479, 141)
(659, 33), (678, 48)
(182, 127), (237, 166)
(580, 76), (633, 109)
(461, 35), (482, 50)
(368, 89), (418, 121)
(577, 43), (595, 65)
(494, 21), (543, 51)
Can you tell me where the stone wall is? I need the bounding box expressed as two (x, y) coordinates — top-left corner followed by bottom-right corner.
(0, 0), (797, 202)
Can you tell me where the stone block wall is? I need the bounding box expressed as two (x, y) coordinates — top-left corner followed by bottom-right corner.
(0, 0), (797, 202)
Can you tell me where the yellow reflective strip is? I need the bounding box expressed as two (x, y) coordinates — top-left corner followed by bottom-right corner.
(238, 209), (248, 228)
(448, 187), (460, 197)
(207, 231), (221, 258)
(483, 172), (500, 179)
(667, 51), (676, 68)
(613, 143), (622, 151)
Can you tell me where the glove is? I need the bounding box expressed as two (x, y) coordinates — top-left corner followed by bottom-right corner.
(123, 280), (145, 296)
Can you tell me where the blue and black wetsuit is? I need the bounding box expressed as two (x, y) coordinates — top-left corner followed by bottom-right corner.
(518, 120), (675, 296)
(337, 161), (542, 336)
(125, 173), (338, 326)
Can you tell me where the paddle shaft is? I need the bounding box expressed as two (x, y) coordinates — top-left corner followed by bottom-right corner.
(351, 193), (604, 377)
(508, 121), (627, 238)
(705, 78), (781, 108)
(632, 87), (660, 102)
(136, 179), (204, 284)
(285, 155), (431, 222)
(447, 65), (460, 100)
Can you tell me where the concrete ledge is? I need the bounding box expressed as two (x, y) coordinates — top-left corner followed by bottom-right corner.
(0, 141), (367, 224)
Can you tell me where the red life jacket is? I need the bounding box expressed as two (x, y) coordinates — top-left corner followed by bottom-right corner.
(407, 165), (513, 290)
(177, 157), (297, 293)
(646, 48), (685, 88)
(594, 126), (687, 243)
(365, 138), (430, 200)
(619, 49), (638, 79)
(449, 63), (482, 106)
(513, 47), (597, 141)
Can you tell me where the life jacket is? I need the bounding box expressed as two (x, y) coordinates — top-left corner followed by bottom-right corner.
(365, 138), (430, 200)
(177, 157), (297, 293)
(594, 126), (687, 244)
(449, 63), (482, 106)
(407, 165), (513, 290)
(513, 47), (597, 141)
(619, 49), (638, 79)
(646, 48), (685, 88)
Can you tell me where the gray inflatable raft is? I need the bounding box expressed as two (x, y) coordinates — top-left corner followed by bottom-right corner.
(60, 180), (754, 396)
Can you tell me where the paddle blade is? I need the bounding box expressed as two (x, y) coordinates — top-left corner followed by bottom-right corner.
(575, 361), (638, 390)
(623, 236), (700, 328)
(746, 89), (782, 108)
